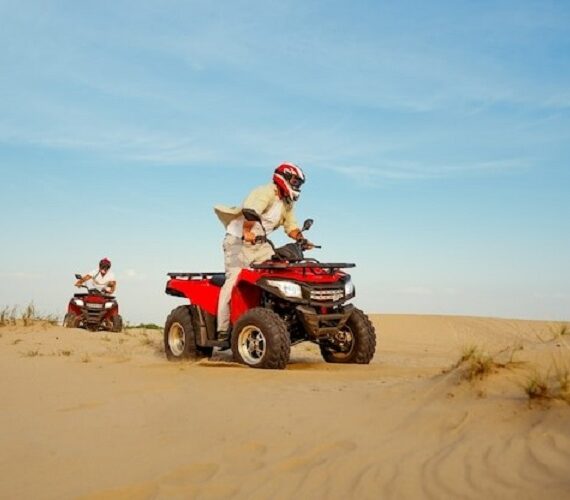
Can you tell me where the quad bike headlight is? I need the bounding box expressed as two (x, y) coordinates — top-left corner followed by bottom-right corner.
(104, 302), (114, 309)
(73, 299), (84, 307)
(344, 278), (355, 298)
(266, 279), (303, 299)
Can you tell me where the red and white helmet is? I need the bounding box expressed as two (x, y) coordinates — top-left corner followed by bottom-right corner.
(99, 257), (111, 270)
(273, 162), (305, 202)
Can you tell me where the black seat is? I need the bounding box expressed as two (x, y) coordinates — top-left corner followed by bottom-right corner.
(210, 274), (226, 287)
(73, 292), (115, 299)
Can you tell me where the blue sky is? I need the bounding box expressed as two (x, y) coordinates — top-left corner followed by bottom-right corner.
(1, 0), (569, 323)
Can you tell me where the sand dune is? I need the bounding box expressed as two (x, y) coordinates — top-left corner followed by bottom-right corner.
(0, 314), (569, 499)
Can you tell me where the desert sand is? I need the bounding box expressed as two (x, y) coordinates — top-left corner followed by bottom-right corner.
(1, 314), (569, 499)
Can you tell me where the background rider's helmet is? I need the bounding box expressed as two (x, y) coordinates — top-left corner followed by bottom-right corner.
(99, 258), (111, 270)
(273, 162), (305, 202)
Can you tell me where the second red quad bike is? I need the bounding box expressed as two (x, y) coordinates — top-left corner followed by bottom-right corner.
(63, 274), (123, 332)
(164, 210), (376, 369)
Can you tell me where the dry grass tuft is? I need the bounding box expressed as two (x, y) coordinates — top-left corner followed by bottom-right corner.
(80, 353), (91, 363)
(22, 302), (37, 326)
(0, 306), (9, 327)
(22, 349), (40, 358)
(2, 303), (60, 328)
(447, 343), (524, 382)
(523, 360), (570, 405)
(44, 314), (60, 326)
(543, 322), (570, 342)
(9, 306), (18, 326)
(524, 371), (550, 400)
(59, 350), (73, 357)
(444, 345), (494, 381)
(462, 347), (494, 381)
(555, 363), (570, 393)
(126, 323), (162, 331)
(458, 345), (478, 364)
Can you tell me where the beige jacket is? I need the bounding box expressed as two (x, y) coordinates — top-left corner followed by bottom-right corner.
(214, 183), (299, 235)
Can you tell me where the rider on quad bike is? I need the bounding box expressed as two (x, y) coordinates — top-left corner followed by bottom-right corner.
(213, 162), (310, 341)
(64, 258), (123, 332)
(75, 258), (117, 295)
(163, 168), (377, 369)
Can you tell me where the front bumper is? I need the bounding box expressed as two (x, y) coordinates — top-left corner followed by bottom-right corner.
(83, 308), (106, 326)
(295, 304), (354, 338)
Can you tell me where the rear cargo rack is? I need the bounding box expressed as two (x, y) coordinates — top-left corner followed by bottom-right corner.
(167, 272), (225, 280)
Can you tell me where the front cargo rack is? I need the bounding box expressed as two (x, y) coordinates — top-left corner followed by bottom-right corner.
(250, 262), (355, 270)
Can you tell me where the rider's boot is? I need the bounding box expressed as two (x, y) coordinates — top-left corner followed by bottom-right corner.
(217, 328), (231, 350)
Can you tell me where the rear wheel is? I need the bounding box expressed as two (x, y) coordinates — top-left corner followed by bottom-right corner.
(164, 306), (211, 361)
(231, 308), (290, 369)
(63, 313), (80, 328)
(320, 308), (376, 364)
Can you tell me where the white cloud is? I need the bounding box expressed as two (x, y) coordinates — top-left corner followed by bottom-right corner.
(331, 158), (530, 184)
(0, 0), (566, 185)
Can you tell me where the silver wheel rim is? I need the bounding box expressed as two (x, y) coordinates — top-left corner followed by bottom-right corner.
(168, 322), (185, 356)
(237, 325), (267, 365)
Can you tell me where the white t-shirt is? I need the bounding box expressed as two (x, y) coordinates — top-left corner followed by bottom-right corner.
(227, 199), (284, 238)
(88, 269), (117, 292)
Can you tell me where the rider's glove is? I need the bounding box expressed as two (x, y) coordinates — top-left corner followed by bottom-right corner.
(242, 230), (256, 244)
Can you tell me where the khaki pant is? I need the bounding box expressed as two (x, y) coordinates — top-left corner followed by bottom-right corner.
(216, 234), (273, 332)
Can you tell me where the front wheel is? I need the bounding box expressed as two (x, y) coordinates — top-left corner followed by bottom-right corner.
(111, 315), (123, 333)
(63, 313), (80, 328)
(320, 308), (376, 364)
(231, 308), (290, 369)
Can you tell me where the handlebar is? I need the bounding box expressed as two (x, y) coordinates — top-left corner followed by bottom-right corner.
(74, 280), (109, 296)
(253, 237), (321, 251)
(298, 238), (321, 250)
(75, 286), (111, 297)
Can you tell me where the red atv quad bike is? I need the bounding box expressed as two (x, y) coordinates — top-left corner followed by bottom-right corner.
(164, 210), (376, 369)
(63, 274), (124, 332)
